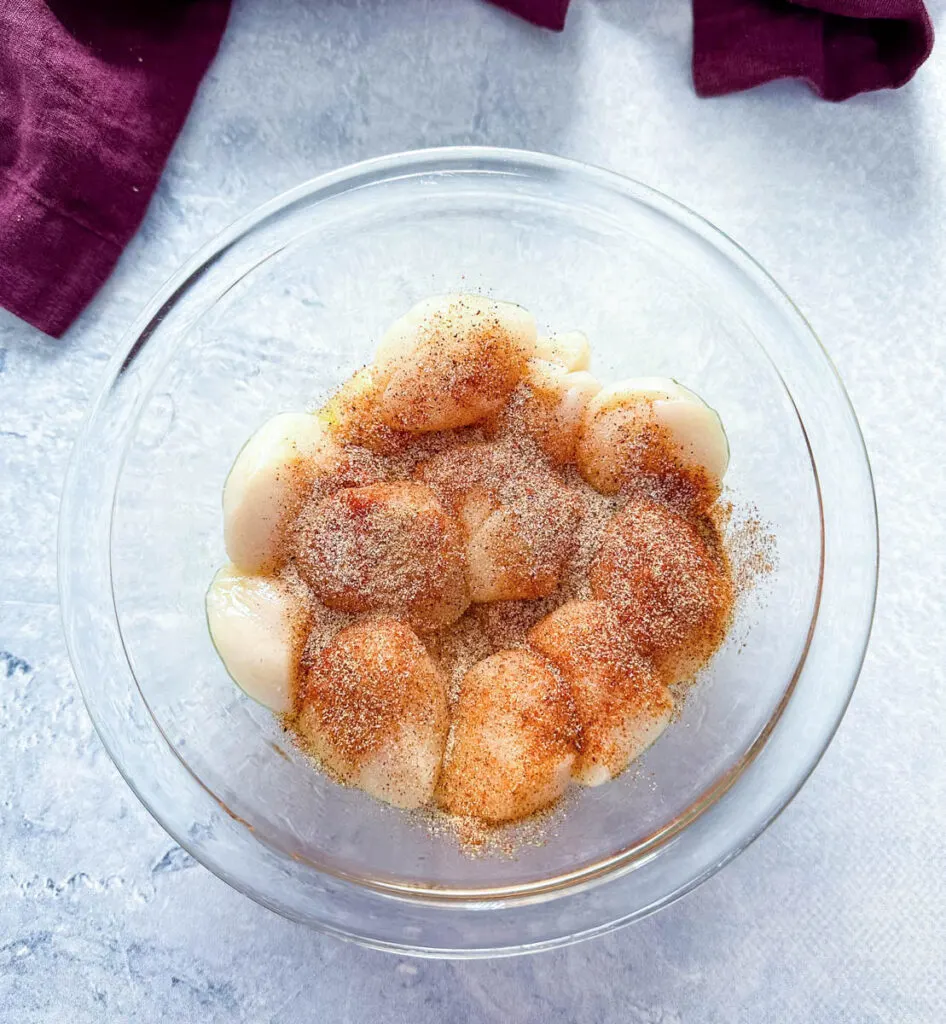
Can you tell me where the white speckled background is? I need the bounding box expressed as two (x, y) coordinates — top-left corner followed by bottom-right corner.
(2, 0), (945, 1020)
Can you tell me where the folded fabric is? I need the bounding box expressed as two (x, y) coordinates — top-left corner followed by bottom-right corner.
(0, 0), (230, 337)
(692, 0), (934, 100)
(493, 0), (932, 100)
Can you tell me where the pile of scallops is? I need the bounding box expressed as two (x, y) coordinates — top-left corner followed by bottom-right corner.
(207, 295), (734, 825)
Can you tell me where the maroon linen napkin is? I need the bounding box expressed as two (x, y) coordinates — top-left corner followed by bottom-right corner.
(495, 0), (932, 100)
(0, 0), (230, 337)
(692, 0), (934, 100)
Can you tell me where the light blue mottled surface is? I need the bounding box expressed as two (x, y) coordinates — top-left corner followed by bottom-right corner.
(2, 0), (945, 1020)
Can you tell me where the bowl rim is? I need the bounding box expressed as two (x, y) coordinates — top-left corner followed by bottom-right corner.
(60, 145), (878, 955)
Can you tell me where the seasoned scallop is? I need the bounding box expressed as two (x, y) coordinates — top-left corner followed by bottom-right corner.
(534, 330), (591, 372)
(499, 358), (601, 464)
(318, 365), (411, 455)
(372, 294), (537, 432)
(205, 565), (311, 713)
(294, 481), (469, 632)
(294, 618), (448, 809)
(576, 378), (729, 505)
(591, 498), (734, 682)
(223, 413), (384, 574)
(463, 498), (579, 602)
(528, 600), (630, 679)
(416, 440), (581, 602)
(435, 650), (579, 823)
(529, 600), (673, 785)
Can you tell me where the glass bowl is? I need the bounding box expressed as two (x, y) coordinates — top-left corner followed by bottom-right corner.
(59, 147), (877, 957)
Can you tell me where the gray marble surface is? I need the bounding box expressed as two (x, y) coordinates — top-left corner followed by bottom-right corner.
(2, 0), (945, 1020)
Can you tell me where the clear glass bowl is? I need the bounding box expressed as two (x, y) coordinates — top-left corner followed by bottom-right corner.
(59, 148), (877, 957)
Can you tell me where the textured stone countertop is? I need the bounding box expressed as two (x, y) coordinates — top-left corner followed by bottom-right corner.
(2, 0), (945, 1020)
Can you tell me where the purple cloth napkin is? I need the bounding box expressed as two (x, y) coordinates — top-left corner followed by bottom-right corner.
(692, 0), (934, 100)
(0, 0), (934, 338)
(0, 0), (229, 337)
(494, 0), (933, 99)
